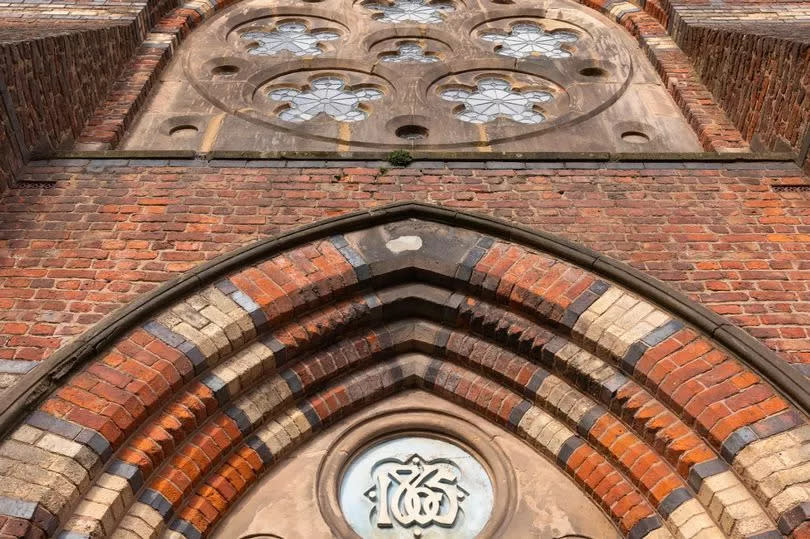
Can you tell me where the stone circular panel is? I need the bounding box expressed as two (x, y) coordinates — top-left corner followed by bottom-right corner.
(317, 410), (516, 538)
(340, 436), (494, 538)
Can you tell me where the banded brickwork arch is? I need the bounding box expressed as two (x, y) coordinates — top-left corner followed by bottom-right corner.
(0, 203), (807, 539)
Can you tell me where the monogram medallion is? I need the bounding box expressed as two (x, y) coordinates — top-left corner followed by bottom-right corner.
(339, 436), (493, 538)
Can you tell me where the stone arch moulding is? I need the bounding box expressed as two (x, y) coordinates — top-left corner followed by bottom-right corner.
(0, 203), (807, 539)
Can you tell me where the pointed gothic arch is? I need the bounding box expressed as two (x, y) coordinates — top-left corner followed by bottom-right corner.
(0, 203), (807, 538)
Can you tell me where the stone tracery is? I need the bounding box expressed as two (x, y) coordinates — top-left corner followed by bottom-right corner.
(241, 22), (340, 57)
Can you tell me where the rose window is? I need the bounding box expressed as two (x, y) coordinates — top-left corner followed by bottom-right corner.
(440, 78), (552, 124)
(480, 23), (578, 59)
(241, 22), (340, 57)
(269, 78), (384, 122)
(363, 0), (454, 24)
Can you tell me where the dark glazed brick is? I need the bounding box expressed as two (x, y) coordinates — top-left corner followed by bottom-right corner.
(143, 321), (185, 348)
(214, 279), (238, 295)
(578, 406), (606, 436)
(778, 502), (810, 535)
(556, 436), (584, 467)
(107, 459), (145, 492)
(25, 411), (81, 439)
(178, 341), (206, 372)
(687, 459), (729, 491)
(627, 515), (661, 539)
(748, 530), (786, 539)
(642, 320), (684, 347)
(508, 399), (531, 428)
(751, 409), (803, 439)
(246, 436), (274, 465)
(658, 487), (692, 518)
(329, 235), (370, 281)
(224, 406), (253, 435)
(200, 374), (230, 404)
(599, 373), (629, 402)
(139, 489), (174, 520)
(299, 401), (321, 428)
(75, 428), (112, 460)
(168, 519), (202, 539)
(720, 426), (758, 461)
(280, 369), (303, 395)
(263, 337), (287, 366)
(620, 341), (649, 374)
(523, 369), (549, 398)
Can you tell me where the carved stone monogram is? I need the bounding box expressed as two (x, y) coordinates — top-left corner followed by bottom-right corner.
(364, 454), (467, 534)
(339, 436), (494, 538)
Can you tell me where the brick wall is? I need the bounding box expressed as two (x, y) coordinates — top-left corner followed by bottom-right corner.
(0, 22), (140, 189)
(0, 160), (808, 388)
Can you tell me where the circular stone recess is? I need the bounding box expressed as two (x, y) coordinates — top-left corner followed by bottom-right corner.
(340, 436), (494, 538)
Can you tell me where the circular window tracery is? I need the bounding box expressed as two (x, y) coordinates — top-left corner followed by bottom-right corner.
(269, 78), (384, 122)
(362, 0), (455, 24)
(240, 21), (341, 57)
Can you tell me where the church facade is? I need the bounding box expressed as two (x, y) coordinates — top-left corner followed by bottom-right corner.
(0, 0), (809, 537)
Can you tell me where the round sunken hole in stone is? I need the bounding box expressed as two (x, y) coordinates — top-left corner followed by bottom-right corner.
(621, 130), (650, 144)
(396, 125), (429, 140)
(580, 66), (606, 77)
(169, 125), (199, 137)
(212, 65), (240, 76)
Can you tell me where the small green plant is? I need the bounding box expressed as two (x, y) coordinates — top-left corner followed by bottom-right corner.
(387, 150), (413, 167)
(378, 167), (389, 176)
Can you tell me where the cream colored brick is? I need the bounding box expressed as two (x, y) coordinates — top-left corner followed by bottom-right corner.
(201, 287), (256, 340)
(676, 513), (717, 539)
(568, 398), (595, 424)
(547, 428), (574, 456)
(669, 499), (705, 527)
(516, 407), (541, 438)
(644, 310), (671, 329)
(63, 515), (105, 537)
(172, 302), (209, 329)
(725, 506), (771, 538)
(287, 408), (312, 436)
(201, 322), (232, 356)
(96, 473), (134, 507)
(768, 483), (810, 515)
(585, 286), (624, 316)
(111, 528), (144, 539)
(74, 499), (115, 535)
(613, 321), (655, 358)
(129, 501), (164, 529)
(171, 320), (220, 361)
(11, 424), (43, 444)
(211, 363), (241, 396)
(117, 515), (158, 539)
(200, 304), (244, 347)
(698, 471), (738, 507)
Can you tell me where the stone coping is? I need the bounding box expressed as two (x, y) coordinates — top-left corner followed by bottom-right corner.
(0, 201), (807, 446)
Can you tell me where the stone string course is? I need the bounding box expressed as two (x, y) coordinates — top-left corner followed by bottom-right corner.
(0, 220), (806, 538)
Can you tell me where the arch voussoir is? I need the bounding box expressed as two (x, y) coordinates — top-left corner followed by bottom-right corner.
(0, 206), (806, 539)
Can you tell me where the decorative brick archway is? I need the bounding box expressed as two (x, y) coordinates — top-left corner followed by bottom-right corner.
(0, 203), (806, 538)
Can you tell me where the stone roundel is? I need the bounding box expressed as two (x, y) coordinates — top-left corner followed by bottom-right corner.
(318, 410), (513, 538)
